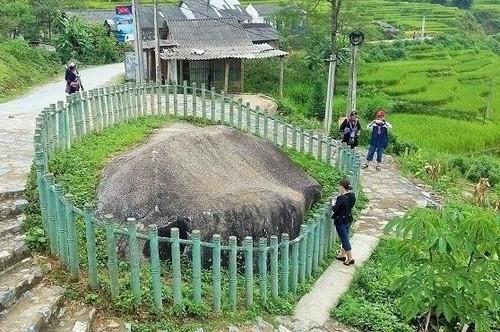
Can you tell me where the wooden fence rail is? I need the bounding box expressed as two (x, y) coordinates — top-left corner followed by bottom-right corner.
(33, 82), (361, 313)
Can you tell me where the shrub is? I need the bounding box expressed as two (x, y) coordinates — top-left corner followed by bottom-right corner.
(308, 80), (326, 121)
(449, 155), (500, 186)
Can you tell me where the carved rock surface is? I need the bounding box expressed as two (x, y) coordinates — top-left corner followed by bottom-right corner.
(97, 124), (321, 255)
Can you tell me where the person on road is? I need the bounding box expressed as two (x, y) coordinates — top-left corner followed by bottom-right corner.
(339, 111), (362, 149)
(332, 179), (356, 266)
(65, 62), (83, 95)
(362, 110), (392, 171)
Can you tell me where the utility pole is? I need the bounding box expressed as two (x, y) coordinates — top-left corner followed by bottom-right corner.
(132, 0), (144, 83)
(153, 0), (161, 84)
(324, 0), (342, 133)
(346, 31), (364, 118)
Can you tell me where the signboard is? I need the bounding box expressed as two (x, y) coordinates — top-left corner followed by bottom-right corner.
(116, 5), (132, 15)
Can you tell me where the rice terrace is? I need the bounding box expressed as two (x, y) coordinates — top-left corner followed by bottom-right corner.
(0, 0), (498, 332)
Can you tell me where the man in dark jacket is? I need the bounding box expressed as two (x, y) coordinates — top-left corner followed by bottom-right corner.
(362, 110), (392, 171)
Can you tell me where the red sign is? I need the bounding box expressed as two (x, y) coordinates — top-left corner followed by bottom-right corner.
(116, 5), (132, 15)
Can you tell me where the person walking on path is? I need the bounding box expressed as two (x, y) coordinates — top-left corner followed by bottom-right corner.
(362, 110), (392, 171)
(332, 179), (356, 266)
(65, 62), (83, 95)
(339, 111), (362, 149)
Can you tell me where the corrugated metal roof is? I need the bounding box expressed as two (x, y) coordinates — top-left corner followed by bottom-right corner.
(166, 18), (253, 48)
(250, 4), (280, 17)
(181, 0), (221, 19)
(139, 5), (186, 29)
(243, 23), (279, 43)
(160, 43), (287, 60)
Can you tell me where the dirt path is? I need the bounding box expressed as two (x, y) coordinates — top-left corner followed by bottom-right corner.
(0, 63), (124, 194)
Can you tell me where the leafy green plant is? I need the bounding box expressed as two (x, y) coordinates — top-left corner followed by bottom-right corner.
(385, 204), (500, 332)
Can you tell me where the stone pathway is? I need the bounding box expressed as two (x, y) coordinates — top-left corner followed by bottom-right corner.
(0, 63), (124, 195)
(292, 154), (440, 329)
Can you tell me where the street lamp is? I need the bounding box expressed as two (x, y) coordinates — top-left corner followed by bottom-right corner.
(346, 31), (364, 117)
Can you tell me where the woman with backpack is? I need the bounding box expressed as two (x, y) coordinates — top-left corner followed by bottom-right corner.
(332, 179), (357, 266)
(362, 110), (392, 171)
(339, 111), (362, 149)
(65, 62), (83, 95)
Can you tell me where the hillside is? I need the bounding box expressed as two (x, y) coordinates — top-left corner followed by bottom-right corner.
(0, 40), (61, 102)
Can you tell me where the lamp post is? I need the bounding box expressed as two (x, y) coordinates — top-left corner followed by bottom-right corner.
(346, 31), (364, 118)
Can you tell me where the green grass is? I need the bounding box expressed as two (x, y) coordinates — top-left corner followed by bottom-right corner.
(0, 40), (62, 102)
(390, 114), (500, 154)
(330, 238), (416, 332)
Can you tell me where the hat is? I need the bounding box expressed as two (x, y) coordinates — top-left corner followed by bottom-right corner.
(68, 62), (76, 68)
(376, 110), (385, 118)
(350, 111), (358, 116)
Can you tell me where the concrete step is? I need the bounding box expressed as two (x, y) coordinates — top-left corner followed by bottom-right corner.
(0, 234), (28, 273)
(0, 197), (28, 219)
(0, 258), (42, 310)
(0, 214), (24, 238)
(47, 304), (96, 332)
(0, 283), (64, 332)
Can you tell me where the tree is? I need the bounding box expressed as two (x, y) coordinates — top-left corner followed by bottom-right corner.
(452, 0), (473, 9)
(30, 0), (63, 40)
(385, 204), (499, 332)
(308, 80), (326, 121)
(0, 1), (37, 39)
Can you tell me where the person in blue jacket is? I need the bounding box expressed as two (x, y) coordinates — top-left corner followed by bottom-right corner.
(362, 110), (392, 171)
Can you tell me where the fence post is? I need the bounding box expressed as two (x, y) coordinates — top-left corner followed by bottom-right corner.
(245, 102), (251, 132)
(272, 118), (278, 146)
(127, 218), (141, 304)
(56, 102), (64, 151)
(165, 83), (170, 115)
(229, 96), (235, 127)
(45, 174), (58, 255)
(228, 235), (237, 311)
(54, 185), (68, 266)
(306, 224), (314, 278)
(317, 134), (324, 161)
(142, 83), (148, 115)
(105, 215), (119, 301)
(212, 234), (221, 313)
(298, 224), (307, 283)
(210, 87), (216, 122)
(270, 235), (279, 299)
(65, 96), (74, 147)
(148, 224), (163, 311)
(313, 222), (320, 272)
(84, 205), (98, 289)
(157, 83), (162, 115)
(192, 82), (197, 118)
(237, 99), (243, 129)
(183, 81), (188, 117)
(280, 233), (289, 295)
(258, 238), (268, 306)
(173, 83), (178, 116)
(220, 91), (226, 124)
(299, 128), (305, 153)
(263, 114), (269, 140)
(65, 194), (79, 279)
(326, 138), (332, 165)
(201, 83), (206, 119)
(254, 110), (260, 136)
(281, 124), (287, 148)
(319, 217), (325, 264)
(171, 228), (183, 307)
(191, 230), (202, 304)
(149, 83), (155, 116)
(290, 242), (299, 295)
(105, 87), (113, 126)
(35, 151), (48, 235)
(244, 236), (253, 308)
(308, 131), (314, 156)
(291, 126), (297, 150)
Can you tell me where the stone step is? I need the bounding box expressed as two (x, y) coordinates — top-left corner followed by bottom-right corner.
(93, 317), (131, 332)
(0, 214), (24, 238)
(0, 234), (28, 273)
(0, 283), (64, 332)
(0, 197), (28, 219)
(47, 304), (96, 332)
(0, 258), (42, 310)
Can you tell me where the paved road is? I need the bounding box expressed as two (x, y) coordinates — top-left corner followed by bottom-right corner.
(0, 63), (124, 194)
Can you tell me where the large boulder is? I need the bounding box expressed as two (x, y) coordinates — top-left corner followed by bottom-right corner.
(96, 123), (321, 258)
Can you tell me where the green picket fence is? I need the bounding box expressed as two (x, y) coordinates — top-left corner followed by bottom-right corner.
(34, 82), (361, 313)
